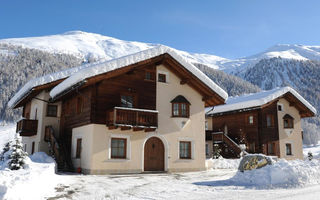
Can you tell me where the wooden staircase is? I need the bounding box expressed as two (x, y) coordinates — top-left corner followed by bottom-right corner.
(211, 131), (248, 157)
(44, 126), (73, 171)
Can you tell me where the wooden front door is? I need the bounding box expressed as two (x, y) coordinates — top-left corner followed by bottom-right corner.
(144, 137), (164, 171)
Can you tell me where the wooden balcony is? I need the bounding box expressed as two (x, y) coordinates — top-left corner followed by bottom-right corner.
(106, 107), (158, 132)
(16, 119), (38, 137)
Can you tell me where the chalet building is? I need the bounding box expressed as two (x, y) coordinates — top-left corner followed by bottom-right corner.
(9, 46), (228, 174)
(205, 87), (316, 160)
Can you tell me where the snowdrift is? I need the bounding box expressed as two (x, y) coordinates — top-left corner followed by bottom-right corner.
(201, 158), (320, 189)
(0, 152), (60, 200)
(206, 158), (240, 169)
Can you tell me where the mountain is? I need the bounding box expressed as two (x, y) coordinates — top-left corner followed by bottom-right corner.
(0, 31), (228, 69)
(0, 31), (319, 144)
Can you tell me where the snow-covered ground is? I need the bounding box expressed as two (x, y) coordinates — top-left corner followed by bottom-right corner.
(303, 142), (320, 159)
(1, 125), (320, 200)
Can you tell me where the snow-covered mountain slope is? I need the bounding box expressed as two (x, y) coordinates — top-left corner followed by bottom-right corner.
(0, 31), (228, 69)
(2, 31), (320, 73)
(221, 44), (320, 74)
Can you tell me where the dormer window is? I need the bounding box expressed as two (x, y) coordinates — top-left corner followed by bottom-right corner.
(283, 114), (294, 128)
(171, 95), (190, 118)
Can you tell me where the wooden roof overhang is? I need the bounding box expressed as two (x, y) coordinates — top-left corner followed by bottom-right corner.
(13, 79), (65, 109)
(52, 53), (226, 107)
(282, 92), (315, 118)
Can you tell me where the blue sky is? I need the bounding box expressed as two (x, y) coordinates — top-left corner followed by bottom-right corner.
(1, 0), (320, 58)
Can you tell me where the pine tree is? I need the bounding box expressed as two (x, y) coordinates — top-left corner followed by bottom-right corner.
(8, 137), (28, 170)
(212, 144), (221, 159)
(0, 142), (11, 161)
(308, 152), (313, 161)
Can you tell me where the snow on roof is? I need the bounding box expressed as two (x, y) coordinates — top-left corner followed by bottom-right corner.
(7, 60), (108, 108)
(49, 45), (228, 100)
(207, 87), (317, 115)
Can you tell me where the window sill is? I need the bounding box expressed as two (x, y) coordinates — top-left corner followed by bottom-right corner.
(105, 158), (130, 162)
(171, 116), (189, 118)
(177, 158), (194, 162)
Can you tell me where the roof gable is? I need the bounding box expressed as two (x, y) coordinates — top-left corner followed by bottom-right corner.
(207, 87), (316, 118)
(8, 45), (228, 108)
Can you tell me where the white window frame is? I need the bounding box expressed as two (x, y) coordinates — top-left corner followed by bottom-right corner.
(72, 135), (83, 159)
(177, 138), (194, 161)
(157, 70), (169, 83)
(278, 103), (284, 112)
(108, 134), (131, 161)
(285, 141), (294, 156)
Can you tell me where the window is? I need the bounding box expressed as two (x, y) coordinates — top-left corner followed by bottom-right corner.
(111, 138), (127, 159)
(120, 95), (133, 108)
(47, 105), (57, 117)
(205, 144), (209, 156)
(158, 73), (166, 83)
(179, 141), (191, 159)
(145, 71), (155, 81)
(286, 143), (292, 155)
(172, 103), (190, 117)
(24, 144), (27, 152)
(267, 142), (275, 155)
(266, 114), (274, 127)
(31, 142), (35, 154)
(283, 114), (294, 128)
(248, 115), (254, 125)
(205, 121), (208, 130)
(77, 97), (83, 114)
(171, 95), (190, 117)
(278, 105), (283, 111)
(76, 138), (82, 159)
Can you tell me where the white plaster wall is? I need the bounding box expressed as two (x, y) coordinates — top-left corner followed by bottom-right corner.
(277, 98), (303, 160)
(21, 91), (61, 155)
(156, 64), (206, 172)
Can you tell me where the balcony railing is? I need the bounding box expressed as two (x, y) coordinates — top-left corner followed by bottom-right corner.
(16, 119), (38, 137)
(106, 107), (158, 128)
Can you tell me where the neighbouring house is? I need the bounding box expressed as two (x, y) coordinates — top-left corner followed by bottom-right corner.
(205, 87), (316, 160)
(9, 45), (228, 174)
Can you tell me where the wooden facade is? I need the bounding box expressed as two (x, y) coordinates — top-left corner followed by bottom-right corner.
(208, 102), (280, 158)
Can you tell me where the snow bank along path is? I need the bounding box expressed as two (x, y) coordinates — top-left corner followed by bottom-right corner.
(0, 126), (64, 200)
(204, 157), (320, 189)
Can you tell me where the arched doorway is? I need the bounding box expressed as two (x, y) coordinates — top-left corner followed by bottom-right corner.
(144, 137), (164, 171)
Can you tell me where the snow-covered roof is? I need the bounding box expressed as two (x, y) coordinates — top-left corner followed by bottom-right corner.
(7, 59), (108, 108)
(207, 87), (317, 116)
(8, 45), (228, 108)
(49, 45), (228, 100)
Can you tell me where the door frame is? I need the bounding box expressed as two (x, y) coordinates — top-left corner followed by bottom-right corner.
(142, 134), (168, 172)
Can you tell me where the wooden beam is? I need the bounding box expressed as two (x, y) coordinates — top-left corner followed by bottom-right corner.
(108, 125), (118, 130)
(145, 128), (156, 132)
(180, 78), (190, 85)
(202, 96), (213, 101)
(133, 127), (144, 132)
(121, 126), (131, 131)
